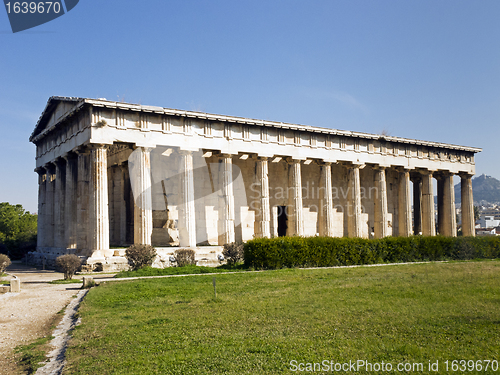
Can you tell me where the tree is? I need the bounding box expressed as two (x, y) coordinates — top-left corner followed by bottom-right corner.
(0, 203), (37, 259)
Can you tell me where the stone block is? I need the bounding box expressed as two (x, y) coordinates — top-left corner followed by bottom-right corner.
(10, 278), (20, 293)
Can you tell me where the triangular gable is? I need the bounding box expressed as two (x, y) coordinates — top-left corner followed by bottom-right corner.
(29, 96), (82, 142)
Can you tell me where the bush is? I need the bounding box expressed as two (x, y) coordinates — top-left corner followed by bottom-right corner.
(0, 253), (11, 273)
(55, 254), (81, 280)
(174, 249), (196, 267)
(222, 242), (244, 265)
(244, 236), (500, 270)
(125, 244), (157, 271)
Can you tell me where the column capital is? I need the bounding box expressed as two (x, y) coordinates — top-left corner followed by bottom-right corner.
(62, 152), (78, 161)
(459, 172), (473, 178)
(88, 143), (110, 151)
(75, 146), (91, 155)
(34, 166), (46, 175)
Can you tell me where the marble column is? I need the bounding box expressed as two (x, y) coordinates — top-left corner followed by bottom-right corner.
(35, 167), (46, 248)
(373, 166), (388, 238)
(460, 173), (475, 237)
(412, 176), (422, 235)
(132, 147), (153, 245)
(119, 163), (128, 246)
(76, 149), (90, 252)
(178, 150), (196, 247)
(64, 153), (78, 249)
(319, 162), (334, 237)
(421, 171), (436, 236)
(255, 157), (271, 238)
(287, 159), (304, 236)
(347, 164), (362, 238)
(437, 176), (445, 235)
(442, 172), (457, 237)
(45, 163), (56, 248)
(398, 169), (412, 237)
(54, 158), (66, 249)
(89, 145), (110, 253)
(218, 154), (235, 244)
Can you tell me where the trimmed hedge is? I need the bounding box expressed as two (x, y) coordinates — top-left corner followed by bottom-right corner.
(244, 236), (500, 269)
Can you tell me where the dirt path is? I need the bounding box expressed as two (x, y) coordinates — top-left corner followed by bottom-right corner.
(0, 262), (113, 375)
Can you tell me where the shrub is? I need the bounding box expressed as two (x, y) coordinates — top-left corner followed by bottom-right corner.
(244, 236), (500, 270)
(222, 242), (244, 265)
(174, 249), (196, 267)
(55, 254), (81, 280)
(125, 244), (157, 271)
(0, 253), (11, 273)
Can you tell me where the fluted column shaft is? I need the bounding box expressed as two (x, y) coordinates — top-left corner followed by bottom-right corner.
(36, 168), (46, 248)
(89, 145), (110, 251)
(77, 149), (90, 251)
(319, 162), (334, 237)
(287, 159), (304, 236)
(398, 169), (412, 237)
(442, 173), (457, 237)
(374, 167), (388, 238)
(255, 157), (271, 238)
(421, 172), (436, 236)
(461, 173), (475, 237)
(132, 147), (153, 245)
(45, 163), (56, 247)
(218, 154), (235, 244)
(119, 163), (128, 246)
(64, 154), (78, 249)
(179, 150), (196, 247)
(54, 159), (66, 249)
(347, 164), (362, 238)
(413, 177), (422, 235)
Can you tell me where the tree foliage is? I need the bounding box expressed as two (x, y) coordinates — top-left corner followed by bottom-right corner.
(0, 202), (37, 259)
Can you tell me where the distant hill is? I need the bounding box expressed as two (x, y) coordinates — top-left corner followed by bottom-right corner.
(455, 174), (500, 204)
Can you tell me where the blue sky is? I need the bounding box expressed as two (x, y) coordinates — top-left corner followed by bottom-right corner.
(1, 0), (499, 213)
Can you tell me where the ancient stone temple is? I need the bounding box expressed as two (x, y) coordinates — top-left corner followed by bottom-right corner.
(29, 96), (480, 270)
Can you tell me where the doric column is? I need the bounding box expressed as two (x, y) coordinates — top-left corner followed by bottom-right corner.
(442, 172), (457, 237)
(35, 167), (46, 249)
(54, 158), (66, 249)
(412, 176), (422, 235)
(347, 164), (362, 238)
(178, 150), (196, 247)
(319, 162), (334, 237)
(255, 157), (271, 238)
(373, 166), (388, 238)
(287, 159), (304, 236)
(398, 169), (412, 237)
(421, 171), (436, 236)
(218, 154), (235, 244)
(45, 163), (56, 247)
(460, 173), (475, 237)
(64, 153), (78, 249)
(76, 149), (90, 251)
(437, 176), (445, 235)
(119, 163), (128, 246)
(89, 144), (110, 252)
(131, 147), (153, 245)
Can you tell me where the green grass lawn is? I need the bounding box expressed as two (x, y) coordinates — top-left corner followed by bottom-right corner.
(65, 261), (500, 375)
(115, 264), (246, 278)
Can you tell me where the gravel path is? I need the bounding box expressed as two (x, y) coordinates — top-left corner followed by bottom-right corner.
(0, 262), (113, 375)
